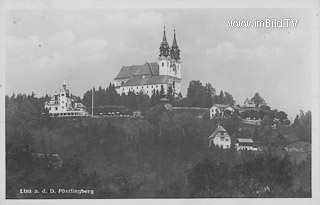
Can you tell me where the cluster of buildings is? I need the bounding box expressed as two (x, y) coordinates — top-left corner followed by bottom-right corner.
(43, 27), (265, 153)
(209, 125), (260, 151)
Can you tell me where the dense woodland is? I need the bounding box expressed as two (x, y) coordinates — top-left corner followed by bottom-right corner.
(5, 80), (311, 198)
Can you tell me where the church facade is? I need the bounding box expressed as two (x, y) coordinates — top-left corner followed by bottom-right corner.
(114, 27), (182, 97)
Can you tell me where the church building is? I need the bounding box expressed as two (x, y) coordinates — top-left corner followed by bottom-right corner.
(114, 27), (182, 97)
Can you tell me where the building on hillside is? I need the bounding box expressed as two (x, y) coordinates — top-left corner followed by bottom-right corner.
(210, 104), (238, 119)
(235, 138), (258, 151)
(44, 81), (88, 117)
(243, 98), (256, 108)
(208, 126), (231, 149)
(243, 96), (267, 109)
(114, 26), (182, 98)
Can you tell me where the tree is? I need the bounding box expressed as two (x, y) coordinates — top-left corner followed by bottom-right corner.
(187, 159), (230, 197)
(261, 115), (273, 132)
(251, 92), (266, 107)
(277, 111), (288, 123)
(167, 85), (173, 102)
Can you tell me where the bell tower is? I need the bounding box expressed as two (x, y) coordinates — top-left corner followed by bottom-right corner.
(170, 28), (181, 79)
(158, 26), (171, 76)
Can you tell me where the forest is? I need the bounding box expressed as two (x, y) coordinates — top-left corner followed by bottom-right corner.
(5, 81), (312, 198)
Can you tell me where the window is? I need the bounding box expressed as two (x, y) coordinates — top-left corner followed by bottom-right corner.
(61, 94), (64, 96)
(226, 138), (229, 141)
(55, 107), (58, 111)
(162, 62), (164, 66)
(62, 101), (64, 103)
(167, 62), (169, 67)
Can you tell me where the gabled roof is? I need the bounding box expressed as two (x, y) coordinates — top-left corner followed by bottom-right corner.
(209, 126), (228, 139)
(121, 75), (173, 87)
(236, 138), (254, 143)
(211, 104), (229, 109)
(244, 98), (254, 104)
(115, 62), (159, 80)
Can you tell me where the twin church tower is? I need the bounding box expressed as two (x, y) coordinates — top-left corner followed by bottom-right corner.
(114, 26), (182, 97)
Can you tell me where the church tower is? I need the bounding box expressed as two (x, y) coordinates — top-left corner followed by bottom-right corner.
(170, 29), (181, 79)
(158, 26), (171, 76)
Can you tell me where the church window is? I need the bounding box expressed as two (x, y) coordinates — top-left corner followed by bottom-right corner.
(162, 62), (164, 66)
(152, 86), (153, 88)
(55, 107), (58, 111)
(61, 93), (64, 96)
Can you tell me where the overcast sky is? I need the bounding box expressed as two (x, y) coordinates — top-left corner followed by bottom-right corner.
(5, 8), (313, 119)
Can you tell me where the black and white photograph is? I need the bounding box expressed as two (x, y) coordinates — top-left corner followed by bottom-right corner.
(1, 0), (319, 204)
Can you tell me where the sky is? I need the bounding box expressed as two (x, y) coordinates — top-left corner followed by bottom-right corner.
(5, 8), (313, 119)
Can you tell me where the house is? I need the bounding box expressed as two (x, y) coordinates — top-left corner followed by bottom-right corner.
(208, 126), (231, 149)
(235, 138), (258, 151)
(114, 27), (182, 98)
(210, 104), (237, 119)
(243, 98), (256, 108)
(44, 81), (88, 117)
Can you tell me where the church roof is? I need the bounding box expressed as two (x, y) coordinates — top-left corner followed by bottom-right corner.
(121, 75), (173, 87)
(115, 62), (159, 80)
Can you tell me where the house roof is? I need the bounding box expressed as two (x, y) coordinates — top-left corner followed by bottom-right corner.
(121, 75), (177, 87)
(209, 126), (227, 139)
(211, 104), (229, 109)
(237, 138), (254, 143)
(76, 103), (86, 108)
(115, 62), (159, 80)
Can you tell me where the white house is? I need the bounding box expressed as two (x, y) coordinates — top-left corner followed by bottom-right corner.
(44, 81), (88, 117)
(208, 126), (231, 149)
(114, 27), (182, 98)
(210, 104), (236, 119)
(235, 138), (258, 151)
